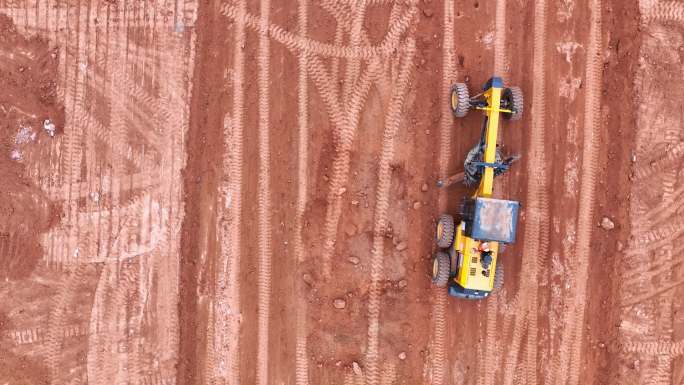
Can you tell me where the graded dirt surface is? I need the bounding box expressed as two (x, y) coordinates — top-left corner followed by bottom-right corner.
(1, 0), (683, 384)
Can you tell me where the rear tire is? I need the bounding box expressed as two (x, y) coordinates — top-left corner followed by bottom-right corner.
(502, 86), (523, 121)
(436, 214), (455, 248)
(450, 83), (470, 118)
(493, 261), (504, 291)
(432, 251), (451, 287)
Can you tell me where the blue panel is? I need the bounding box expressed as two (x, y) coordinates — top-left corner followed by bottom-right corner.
(470, 197), (520, 243)
(483, 76), (504, 91)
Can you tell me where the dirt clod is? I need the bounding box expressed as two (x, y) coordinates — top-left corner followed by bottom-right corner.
(333, 298), (347, 309)
(352, 361), (362, 376)
(302, 273), (314, 286)
(600, 217), (615, 230)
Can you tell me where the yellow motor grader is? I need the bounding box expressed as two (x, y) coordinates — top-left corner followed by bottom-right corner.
(432, 76), (523, 300)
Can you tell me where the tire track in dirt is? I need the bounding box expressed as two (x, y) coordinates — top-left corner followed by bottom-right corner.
(319, 2), (416, 277)
(256, 0), (272, 383)
(624, 339), (684, 356)
(208, 0), (245, 383)
(221, 3), (415, 60)
(318, 57), (383, 278)
(502, 0), (549, 383)
(523, 0), (552, 382)
(45, 264), (90, 383)
(432, 0), (455, 383)
(643, 1), (684, 23)
(294, 0), (310, 384)
(566, 0), (603, 383)
(365, 38), (415, 385)
(633, 141), (684, 180)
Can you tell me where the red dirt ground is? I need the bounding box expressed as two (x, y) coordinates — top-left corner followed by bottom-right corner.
(0, 0), (682, 384)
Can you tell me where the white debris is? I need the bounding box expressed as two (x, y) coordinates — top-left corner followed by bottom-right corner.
(43, 119), (56, 137)
(352, 361), (362, 376)
(600, 217), (615, 230)
(10, 149), (22, 161)
(333, 298), (347, 309)
(16, 126), (35, 144)
(89, 191), (100, 203)
(398, 352), (407, 360)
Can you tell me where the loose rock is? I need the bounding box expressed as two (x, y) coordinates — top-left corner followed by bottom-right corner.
(398, 279), (408, 288)
(333, 298), (347, 309)
(600, 217), (615, 230)
(413, 201), (422, 210)
(423, 8), (434, 17)
(398, 351), (407, 360)
(396, 241), (408, 251)
(347, 256), (360, 265)
(352, 361), (362, 376)
(302, 273), (314, 286)
(421, 183), (429, 192)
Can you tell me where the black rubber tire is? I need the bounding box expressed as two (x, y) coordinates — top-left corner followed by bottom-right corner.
(450, 83), (470, 118)
(432, 251), (451, 287)
(493, 261), (504, 291)
(435, 214), (455, 249)
(502, 86), (523, 121)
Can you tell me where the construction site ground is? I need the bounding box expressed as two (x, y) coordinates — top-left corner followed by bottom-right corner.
(1, 0), (683, 384)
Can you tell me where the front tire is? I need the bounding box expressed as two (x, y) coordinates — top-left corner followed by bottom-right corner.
(502, 86), (523, 121)
(435, 214), (455, 248)
(432, 251), (451, 287)
(450, 83), (470, 118)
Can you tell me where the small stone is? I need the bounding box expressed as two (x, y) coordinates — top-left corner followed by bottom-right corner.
(10, 149), (22, 161)
(421, 183), (429, 192)
(351, 200), (360, 206)
(347, 256), (360, 265)
(598, 341), (606, 348)
(338, 187), (347, 195)
(43, 119), (56, 137)
(333, 298), (346, 309)
(422, 8), (434, 17)
(398, 351), (407, 360)
(335, 360), (342, 366)
(396, 241), (408, 251)
(600, 217), (615, 230)
(616, 241), (624, 251)
(352, 361), (362, 376)
(413, 201), (422, 210)
(398, 279), (408, 288)
(302, 273), (314, 286)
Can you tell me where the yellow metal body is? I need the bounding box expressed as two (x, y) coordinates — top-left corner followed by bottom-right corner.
(450, 84), (509, 293)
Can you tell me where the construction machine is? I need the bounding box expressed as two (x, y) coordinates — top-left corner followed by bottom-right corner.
(431, 76), (523, 300)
